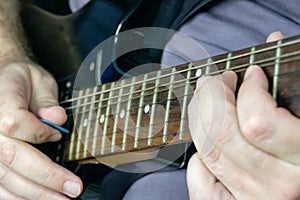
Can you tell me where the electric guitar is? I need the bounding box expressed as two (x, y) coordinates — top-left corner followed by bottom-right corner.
(21, 0), (300, 189)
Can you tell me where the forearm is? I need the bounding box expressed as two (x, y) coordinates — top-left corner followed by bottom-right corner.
(0, 0), (29, 61)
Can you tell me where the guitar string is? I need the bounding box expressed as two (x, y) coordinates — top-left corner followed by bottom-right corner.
(65, 65), (299, 153)
(63, 53), (300, 114)
(65, 69), (300, 158)
(60, 37), (300, 105)
(60, 37), (300, 106)
(62, 49), (300, 116)
(63, 39), (300, 159)
(64, 58), (300, 122)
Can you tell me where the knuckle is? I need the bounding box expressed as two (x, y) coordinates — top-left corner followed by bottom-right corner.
(241, 114), (272, 141)
(0, 112), (17, 136)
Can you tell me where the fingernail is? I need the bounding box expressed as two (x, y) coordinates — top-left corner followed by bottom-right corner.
(244, 65), (257, 80)
(63, 180), (81, 198)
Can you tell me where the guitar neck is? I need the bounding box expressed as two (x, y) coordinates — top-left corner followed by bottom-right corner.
(61, 34), (300, 163)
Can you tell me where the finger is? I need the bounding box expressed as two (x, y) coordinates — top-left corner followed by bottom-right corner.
(189, 72), (257, 196)
(193, 69), (300, 198)
(187, 153), (235, 200)
(29, 65), (67, 125)
(188, 71), (237, 158)
(0, 185), (24, 200)
(0, 135), (83, 198)
(0, 162), (69, 200)
(237, 65), (300, 164)
(266, 31), (284, 43)
(0, 109), (62, 143)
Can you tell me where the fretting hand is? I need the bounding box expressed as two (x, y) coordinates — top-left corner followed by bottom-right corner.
(187, 32), (300, 200)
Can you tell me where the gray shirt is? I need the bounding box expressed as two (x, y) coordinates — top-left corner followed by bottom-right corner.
(162, 0), (300, 67)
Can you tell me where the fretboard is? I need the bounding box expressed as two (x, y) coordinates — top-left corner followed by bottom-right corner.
(61, 34), (300, 163)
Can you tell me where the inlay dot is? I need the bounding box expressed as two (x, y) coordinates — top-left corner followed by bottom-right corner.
(66, 81), (72, 88)
(99, 114), (105, 123)
(120, 109), (125, 119)
(144, 104), (150, 113)
(196, 68), (202, 77)
(83, 118), (88, 127)
(89, 62), (95, 71)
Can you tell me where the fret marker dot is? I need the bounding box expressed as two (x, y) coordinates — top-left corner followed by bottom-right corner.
(100, 114), (105, 123)
(196, 69), (202, 77)
(144, 104), (150, 113)
(83, 118), (88, 127)
(66, 81), (72, 88)
(89, 62), (95, 71)
(120, 109), (125, 119)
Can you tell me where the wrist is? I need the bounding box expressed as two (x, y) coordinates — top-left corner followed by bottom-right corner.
(0, 56), (33, 69)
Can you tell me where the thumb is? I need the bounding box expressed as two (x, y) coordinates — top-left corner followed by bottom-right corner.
(29, 67), (67, 125)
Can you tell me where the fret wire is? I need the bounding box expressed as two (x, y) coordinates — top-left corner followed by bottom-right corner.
(122, 77), (136, 151)
(60, 37), (300, 106)
(67, 83), (300, 160)
(101, 82), (115, 155)
(75, 89), (89, 160)
(96, 50), (103, 85)
(92, 84), (105, 156)
(83, 87), (97, 158)
(148, 70), (161, 146)
(273, 40), (282, 100)
(66, 57), (300, 126)
(226, 52), (232, 70)
(249, 47), (256, 66)
(66, 54), (300, 119)
(179, 63), (192, 141)
(68, 89), (84, 161)
(163, 67), (176, 144)
(62, 48), (300, 111)
(66, 64), (300, 160)
(134, 74), (148, 149)
(65, 51), (300, 110)
(111, 80), (124, 153)
(205, 58), (212, 75)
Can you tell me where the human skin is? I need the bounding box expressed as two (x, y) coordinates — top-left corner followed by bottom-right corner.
(0, 1), (82, 199)
(187, 32), (300, 200)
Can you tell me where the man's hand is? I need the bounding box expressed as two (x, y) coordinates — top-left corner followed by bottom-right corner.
(0, 134), (82, 199)
(187, 32), (300, 199)
(0, 61), (67, 143)
(0, 61), (83, 199)
(0, 1), (83, 198)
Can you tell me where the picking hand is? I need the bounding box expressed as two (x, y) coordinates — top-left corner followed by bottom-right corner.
(0, 61), (83, 199)
(0, 61), (67, 143)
